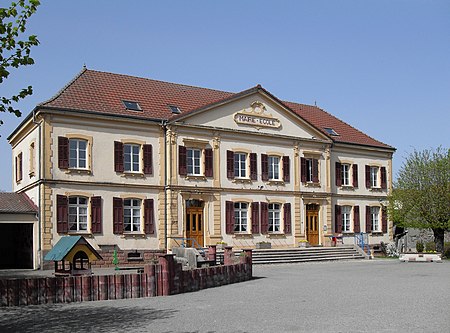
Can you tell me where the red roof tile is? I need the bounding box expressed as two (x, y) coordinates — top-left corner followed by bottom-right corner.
(41, 69), (394, 150)
(0, 193), (38, 214)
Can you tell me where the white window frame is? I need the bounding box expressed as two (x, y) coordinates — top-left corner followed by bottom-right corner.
(268, 203), (281, 232)
(124, 198), (142, 232)
(68, 196), (88, 232)
(306, 158), (313, 182)
(123, 143), (141, 172)
(342, 164), (350, 186)
(342, 206), (352, 232)
(371, 206), (380, 232)
(268, 156), (280, 180)
(187, 148), (202, 176)
(370, 166), (379, 188)
(234, 152), (247, 178)
(234, 202), (248, 232)
(69, 139), (87, 169)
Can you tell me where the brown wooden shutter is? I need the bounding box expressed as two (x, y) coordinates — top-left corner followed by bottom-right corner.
(300, 157), (306, 183)
(365, 165), (371, 188)
(260, 202), (269, 234)
(113, 197), (124, 234)
(366, 206), (371, 232)
(226, 150), (234, 179)
(381, 207), (387, 233)
(91, 196), (102, 234)
(312, 159), (319, 183)
(284, 203), (291, 234)
(56, 194), (68, 233)
(380, 167), (387, 189)
(335, 205), (342, 234)
(114, 141), (124, 172)
(250, 153), (257, 180)
(352, 164), (358, 188)
(143, 144), (153, 174)
(225, 201), (234, 234)
(251, 202), (260, 234)
(58, 136), (69, 169)
(353, 206), (360, 233)
(283, 156), (290, 182)
(204, 148), (213, 177)
(261, 154), (268, 181)
(179, 146), (187, 176)
(144, 199), (155, 234)
(335, 162), (342, 186)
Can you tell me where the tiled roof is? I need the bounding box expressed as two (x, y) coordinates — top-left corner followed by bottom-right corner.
(0, 192), (38, 214)
(41, 68), (394, 149)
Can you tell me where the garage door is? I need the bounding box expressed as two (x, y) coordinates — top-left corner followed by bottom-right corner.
(0, 223), (33, 269)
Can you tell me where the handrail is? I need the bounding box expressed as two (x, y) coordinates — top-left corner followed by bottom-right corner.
(354, 232), (371, 255)
(168, 237), (206, 257)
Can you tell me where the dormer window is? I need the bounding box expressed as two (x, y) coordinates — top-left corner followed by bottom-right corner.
(169, 105), (181, 114)
(122, 100), (142, 111)
(324, 127), (339, 136)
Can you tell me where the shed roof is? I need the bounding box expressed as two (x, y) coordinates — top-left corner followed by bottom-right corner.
(0, 192), (38, 214)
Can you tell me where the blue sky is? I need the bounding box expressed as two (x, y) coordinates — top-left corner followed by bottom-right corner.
(1, 0), (449, 191)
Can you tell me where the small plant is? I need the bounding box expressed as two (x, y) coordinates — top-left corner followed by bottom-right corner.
(216, 241), (227, 245)
(425, 241), (436, 252)
(385, 242), (399, 257)
(416, 241), (424, 253)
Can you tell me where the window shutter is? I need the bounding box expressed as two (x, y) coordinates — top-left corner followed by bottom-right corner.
(365, 165), (371, 188)
(204, 148), (213, 177)
(144, 199), (155, 234)
(250, 153), (257, 180)
(283, 156), (290, 182)
(300, 157), (306, 183)
(56, 195), (68, 233)
(284, 203), (291, 234)
(91, 196), (102, 234)
(352, 164), (358, 188)
(335, 205), (342, 234)
(381, 208), (387, 233)
(251, 202), (260, 234)
(113, 197), (124, 234)
(380, 167), (387, 189)
(143, 144), (153, 174)
(179, 146), (187, 176)
(366, 206), (371, 232)
(260, 202), (269, 234)
(225, 201), (234, 234)
(353, 206), (360, 233)
(58, 137), (69, 169)
(226, 150), (234, 179)
(114, 141), (124, 172)
(261, 154), (268, 181)
(335, 162), (342, 186)
(312, 159), (319, 183)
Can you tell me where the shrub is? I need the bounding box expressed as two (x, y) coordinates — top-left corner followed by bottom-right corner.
(416, 241), (424, 253)
(425, 241), (436, 252)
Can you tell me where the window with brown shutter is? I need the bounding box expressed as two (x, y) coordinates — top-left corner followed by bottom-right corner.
(225, 201), (234, 234)
(251, 202), (260, 234)
(365, 206), (371, 232)
(300, 157), (306, 183)
(283, 156), (290, 182)
(380, 166), (387, 189)
(91, 196), (102, 234)
(381, 207), (387, 233)
(250, 153), (257, 180)
(352, 164), (358, 187)
(353, 206), (360, 233)
(365, 165), (371, 188)
(113, 197), (124, 234)
(335, 205), (342, 233)
(179, 146), (187, 176)
(335, 162), (342, 186)
(114, 141), (124, 172)
(58, 136), (69, 169)
(144, 199), (155, 234)
(260, 202), (269, 234)
(143, 144), (153, 174)
(204, 148), (213, 177)
(284, 203), (291, 234)
(15, 153), (23, 182)
(312, 159), (319, 183)
(261, 154), (268, 181)
(57, 194), (68, 233)
(226, 150), (234, 179)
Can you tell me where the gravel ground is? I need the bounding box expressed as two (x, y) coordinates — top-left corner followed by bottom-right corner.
(0, 259), (449, 333)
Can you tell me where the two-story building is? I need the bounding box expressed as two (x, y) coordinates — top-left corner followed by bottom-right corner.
(8, 68), (395, 269)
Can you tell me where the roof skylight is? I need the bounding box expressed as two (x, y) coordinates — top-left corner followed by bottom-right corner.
(122, 100), (142, 111)
(169, 105), (181, 114)
(324, 127), (339, 136)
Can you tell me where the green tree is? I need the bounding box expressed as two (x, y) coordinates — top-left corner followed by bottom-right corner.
(0, 0), (40, 128)
(389, 147), (450, 254)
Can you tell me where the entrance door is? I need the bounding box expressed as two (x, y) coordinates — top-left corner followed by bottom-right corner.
(306, 204), (319, 246)
(186, 200), (204, 248)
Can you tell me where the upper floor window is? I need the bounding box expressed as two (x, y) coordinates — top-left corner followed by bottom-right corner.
(68, 196), (88, 231)
(370, 166), (378, 187)
(15, 152), (23, 182)
(69, 139), (87, 169)
(29, 142), (35, 177)
(262, 154), (289, 182)
(179, 145), (213, 178)
(342, 164), (350, 186)
(335, 162), (358, 187)
(187, 148), (201, 176)
(227, 150), (257, 180)
(124, 144), (140, 172)
(268, 156), (280, 180)
(114, 141), (153, 175)
(234, 153), (247, 178)
(234, 202), (248, 232)
(365, 165), (386, 189)
(301, 157), (319, 183)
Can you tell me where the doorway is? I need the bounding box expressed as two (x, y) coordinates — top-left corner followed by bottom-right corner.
(185, 200), (204, 248)
(306, 204), (320, 246)
(0, 223), (33, 269)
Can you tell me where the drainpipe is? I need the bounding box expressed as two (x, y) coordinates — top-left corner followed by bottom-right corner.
(162, 120), (168, 252)
(32, 109), (42, 269)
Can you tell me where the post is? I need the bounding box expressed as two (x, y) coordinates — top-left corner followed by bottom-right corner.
(208, 245), (217, 262)
(223, 246), (234, 266)
(241, 249), (253, 278)
(158, 254), (175, 296)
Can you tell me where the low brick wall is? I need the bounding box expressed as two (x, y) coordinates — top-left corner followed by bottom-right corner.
(0, 249), (252, 307)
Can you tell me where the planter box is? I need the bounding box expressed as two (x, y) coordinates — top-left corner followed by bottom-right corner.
(298, 242), (309, 248)
(399, 253), (442, 263)
(256, 243), (271, 249)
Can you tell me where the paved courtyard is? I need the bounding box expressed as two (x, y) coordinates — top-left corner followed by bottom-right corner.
(0, 259), (449, 332)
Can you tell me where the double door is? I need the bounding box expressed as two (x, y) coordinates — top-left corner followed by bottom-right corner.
(306, 206), (319, 246)
(186, 207), (204, 247)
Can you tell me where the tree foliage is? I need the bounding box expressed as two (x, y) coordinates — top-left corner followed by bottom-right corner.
(0, 0), (40, 126)
(389, 147), (450, 253)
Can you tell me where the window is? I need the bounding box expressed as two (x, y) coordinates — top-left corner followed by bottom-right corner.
(301, 157), (319, 183)
(124, 144), (140, 172)
(234, 202), (248, 232)
(324, 127), (339, 136)
(15, 152), (23, 182)
(234, 153), (247, 178)
(29, 142), (35, 177)
(262, 154), (289, 182)
(124, 199), (141, 232)
(342, 206), (351, 232)
(268, 156), (280, 180)
(187, 148), (201, 175)
(365, 165), (387, 189)
(68, 197), (88, 231)
(370, 166), (378, 187)
(168, 105), (181, 114)
(69, 139), (87, 169)
(336, 162), (358, 187)
(370, 206), (380, 232)
(268, 203), (281, 232)
(341, 164), (350, 186)
(179, 146), (213, 177)
(122, 100), (142, 111)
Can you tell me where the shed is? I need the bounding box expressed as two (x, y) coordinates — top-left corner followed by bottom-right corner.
(44, 236), (102, 275)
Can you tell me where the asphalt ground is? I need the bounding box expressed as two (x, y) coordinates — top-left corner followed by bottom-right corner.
(0, 259), (449, 333)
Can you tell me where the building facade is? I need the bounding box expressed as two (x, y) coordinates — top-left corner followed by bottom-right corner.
(8, 68), (395, 269)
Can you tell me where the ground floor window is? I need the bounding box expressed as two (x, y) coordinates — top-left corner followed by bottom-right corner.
(371, 206), (380, 231)
(268, 203), (281, 232)
(234, 202), (248, 232)
(68, 196), (88, 231)
(124, 198), (141, 232)
(342, 206), (351, 232)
